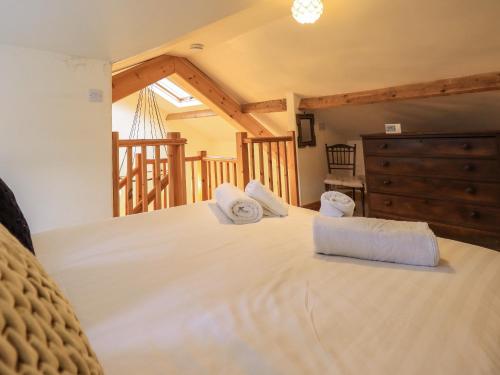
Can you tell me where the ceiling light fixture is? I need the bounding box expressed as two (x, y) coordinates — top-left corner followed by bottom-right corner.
(292, 0), (324, 24)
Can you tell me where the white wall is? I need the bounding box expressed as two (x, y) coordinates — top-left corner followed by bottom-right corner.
(0, 44), (111, 233)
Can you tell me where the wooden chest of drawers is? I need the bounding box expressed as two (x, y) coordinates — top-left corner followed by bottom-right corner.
(362, 132), (500, 249)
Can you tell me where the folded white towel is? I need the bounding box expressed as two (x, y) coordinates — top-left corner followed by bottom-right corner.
(215, 183), (263, 224)
(245, 180), (289, 217)
(313, 216), (440, 267)
(319, 191), (355, 217)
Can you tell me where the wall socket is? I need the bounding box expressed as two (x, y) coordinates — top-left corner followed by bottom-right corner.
(385, 123), (402, 134)
(88, 89), (103, 103)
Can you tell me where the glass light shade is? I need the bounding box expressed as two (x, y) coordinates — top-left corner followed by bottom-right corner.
(291, 0), (324, 24)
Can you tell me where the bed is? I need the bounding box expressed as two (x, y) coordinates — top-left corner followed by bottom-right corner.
(33, 202), (500, 375)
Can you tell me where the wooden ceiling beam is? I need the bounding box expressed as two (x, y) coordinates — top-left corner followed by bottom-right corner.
(166, 109), (217, 121)
(173, 57), (272, 136)
(241, 99), (287, 113)
(112, 55), (175, 102)
(112, 55), (276, 136)
(165, 97), (288, 121)
(299, 71), (500, 110)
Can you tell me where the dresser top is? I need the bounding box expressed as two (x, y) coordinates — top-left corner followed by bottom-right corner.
(361, 130), (500, 139)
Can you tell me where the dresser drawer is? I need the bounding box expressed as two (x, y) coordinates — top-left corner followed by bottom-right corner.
(367, 175), (500, 206)
(364, 137), (498, 158)
(369, 193), (500, 231)
(365, 156), (500, 181)
(369, 210), (500, 250)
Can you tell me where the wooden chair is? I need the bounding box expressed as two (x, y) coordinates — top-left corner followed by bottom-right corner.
(324, 143), (365, 216)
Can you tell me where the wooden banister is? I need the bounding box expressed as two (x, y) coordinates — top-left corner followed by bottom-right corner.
(185, 155), (202, 162)
(112, 132), (187, 216)
(118, 138), (187, 147)
(243, 135), (292, 144)
(202, 156), (237, 162)
(112, 130), (298, 215)
(235, 131), (299, 206)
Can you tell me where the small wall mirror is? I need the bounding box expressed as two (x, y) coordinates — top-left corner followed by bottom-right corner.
(296, 113), (316, 148)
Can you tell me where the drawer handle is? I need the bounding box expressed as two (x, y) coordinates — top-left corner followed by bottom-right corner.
(461, 143), (471, 150)
(379, 143), (388, 149)
(384, 200), (392, 206)
(469, 211), (480, 219)
(381, 161), (390, 167)
(383, 180), (392, 185)
(465, 186), (476, 194)
(463, 164), (474, 172)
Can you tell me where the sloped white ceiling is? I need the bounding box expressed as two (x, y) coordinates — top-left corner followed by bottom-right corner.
(0, 0), (260, 61)
(169, 0), (499, 138)
(183, 0), (500, 103)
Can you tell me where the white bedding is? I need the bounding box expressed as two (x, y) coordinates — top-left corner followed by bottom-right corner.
(34, 202), (500, 375)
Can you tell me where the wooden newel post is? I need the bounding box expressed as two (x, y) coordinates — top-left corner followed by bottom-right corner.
(112, 132), (120, 217)
(167, 132), (187, 207)
(199, 151), (209, 201)
(287, 130), (300, 206)
(236, 132), (250, 189)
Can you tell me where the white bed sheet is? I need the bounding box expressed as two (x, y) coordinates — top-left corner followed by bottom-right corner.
(34, 202), (500, 375)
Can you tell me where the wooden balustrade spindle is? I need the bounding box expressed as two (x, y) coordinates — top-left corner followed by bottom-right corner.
(219, 161), (224, 185)
(199, 151), (208, 201)
(249, 143), (255, 180)
(283, 141), (290, 204)
(126, 146), (133, 214)
(258, 143), (264, 184)
(135, 153), (142, 203)
(154, 146), (161, 210)
(162, 161), (168, 208)
(233, 162), (237, 185)
(141, 145), (148, 212)
(276, 142), (282, 197)
(287, 131), (299, 206)
(214, 161), (218, 189)
(207, 160), (212, 199)
(191, 160), (196, 203)
(267, 142), (274, 191)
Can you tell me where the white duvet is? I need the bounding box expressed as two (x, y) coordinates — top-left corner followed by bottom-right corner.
(34, 202), (500, 375)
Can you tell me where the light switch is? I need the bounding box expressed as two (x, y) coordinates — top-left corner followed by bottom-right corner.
(88, 89), (103, 103)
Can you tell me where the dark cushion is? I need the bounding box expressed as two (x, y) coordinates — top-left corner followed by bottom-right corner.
(0, 177), (35, 254)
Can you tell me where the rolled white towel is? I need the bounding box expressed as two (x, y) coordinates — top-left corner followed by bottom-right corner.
(313, 216), (440, 267)
(245, 180), (289, 217)
(215, 183), (263, 224)
(320, 191), (355, 217)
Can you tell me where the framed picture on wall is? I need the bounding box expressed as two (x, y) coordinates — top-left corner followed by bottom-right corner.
(296, 113), (316, 148)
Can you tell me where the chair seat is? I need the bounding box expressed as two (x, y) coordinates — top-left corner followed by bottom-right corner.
(324, 174), (364, 188)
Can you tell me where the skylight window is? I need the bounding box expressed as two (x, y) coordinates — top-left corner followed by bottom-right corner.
(151, 78), (202, 108)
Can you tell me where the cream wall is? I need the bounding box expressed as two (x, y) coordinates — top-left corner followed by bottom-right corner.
(284, 93), (346, 206)
(0, 44), (111, 233)
(298, 117), (347, 206)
